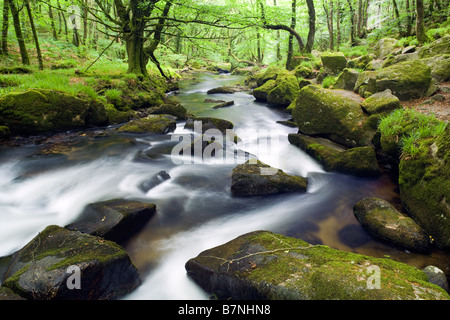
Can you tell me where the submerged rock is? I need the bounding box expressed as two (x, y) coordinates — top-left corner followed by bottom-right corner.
(65, 199), (156, 243)
(353, 197), (431, 253)
(288, 133), (380, 177)
(0, 225), (140, 300)
(231, 160), (308, 197)
(147, 100), (189, 120)
(185, 230), (449, 300)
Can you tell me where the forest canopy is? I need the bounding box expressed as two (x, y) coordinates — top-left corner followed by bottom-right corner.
(0, 0), (449, 78)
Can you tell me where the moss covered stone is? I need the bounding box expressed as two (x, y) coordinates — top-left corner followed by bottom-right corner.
(353, 197), (431, 253)
(399, 124), (450, 249)
(147, 99), (189, 120)
(361, 89), (401, 114)
(231, 160), (308, 197)
(184, 116), (234, 133)
(419, 35), (450, 59)
(375, 60), (431, 100)
(347, 54), (376, 70)
(253, 79), (277, 102)
(255, 66), (288, 87)
(320, 52), (347, 74)
(117, 114), (176, 134)
(288, 133), (380, 177)
(267, 74), (300, 107)
(292, 85), (375, 148)
(373, 38), (399, 59)
(0, 89), (109, 136)
(333, 68), (360, 91)
(185, 230), (449, 300)
(1, 225), (140, 300)
(420, 54), (450, 83)
(65, 199), (156, 243)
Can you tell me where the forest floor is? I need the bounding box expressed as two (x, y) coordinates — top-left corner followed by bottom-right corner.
(402, 82), (450, 122)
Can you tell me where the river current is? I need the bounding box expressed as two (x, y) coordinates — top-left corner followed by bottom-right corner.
(0, 72), (448, 299)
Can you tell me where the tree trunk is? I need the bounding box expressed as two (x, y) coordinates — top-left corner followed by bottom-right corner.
(336, 0), (341, 49)
(286, 0), (297, 69)
(346, 0), (356, 46)
(1, 0), (9, 54)
(416, 0), (426, 44)
(25, 0), (43, 70)
(9, 0), (30, 65)
(324, 0), (334, 51)
(405, 0), (413, 36)
(48, 4), (58, 41)
(392, 0), (403, 35)
(305, 0), (316, 53)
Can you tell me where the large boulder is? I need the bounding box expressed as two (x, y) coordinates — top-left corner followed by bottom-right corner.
(231, 160), (308, 197)
(117, 114), (176, 134)
(0, 89), (108, 136)
(147, 100), (189, 120)
(333, 68), (360, 91)
(288, 133), (380, 177)
(65, 199), (156, 243)
(353, 197), (431, 253)
(184, 116), (234, 134)
(398, 124), (450, 249)
(0, 225), (140, 300)
(292, 85), (375, 148)
(267, 74), (300, 107)
(185, 230), (450, 300)
(320, 52), (347, 74)
(420, 54), (450, 83)
(373, 38), (399, 59)
(252, 79), (277, 102)
(374, 60), (432, 100)
(419, 35), (450, 58)
(361, 89), (403, 128)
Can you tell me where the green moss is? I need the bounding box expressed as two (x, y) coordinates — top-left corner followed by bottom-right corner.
(117, 114), (176, 134)
(267, 74), (300, 107)
(242, 231), (448, 300)
(253, 79), (277, 102)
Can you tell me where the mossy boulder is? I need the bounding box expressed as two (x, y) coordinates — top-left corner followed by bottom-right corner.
(288, 133), (380, 177)
(231, 160), (308, 197)
(292, 85), (375, 148)
(65, 199), (156, 243)
(1, 225), (140, 300)
(255, 66), (287, 87)
(354, 71), (378, 96)
(253, 79), (277, 102)
(420, 54), (450, 83)
(398, 124), (450, 249)
(0, 89), (108, 136)
(347, 54), (376, 70)
(375, 60), (432, 100)
(185, 230), (449, 300)
(184, 116), (234, 134)
(361, 89), (402, 129)
(419, 35), (450, 59)
(333, 68), (360, 91)
(381, 52), (419, 68)
(267, 74), (300, 107)
(373, 38), (399, 59)
(117, 114), (176, 134)
(147, 100), (189, 120)
(353, 197), (431, 253)
(320, 52), (347, 74)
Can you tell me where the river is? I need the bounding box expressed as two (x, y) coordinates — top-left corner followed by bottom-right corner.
(0, 72), (448, 299)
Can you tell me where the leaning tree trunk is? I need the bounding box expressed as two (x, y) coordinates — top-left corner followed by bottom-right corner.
(125, 28), (148, 78)
(25, 0), (43, 70)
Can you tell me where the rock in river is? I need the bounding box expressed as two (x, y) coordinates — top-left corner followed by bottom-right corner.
(0, 225), (140, 300)
(231, 160), (308, 197)
(65, 199), (156, 243)
(353, 197), (431, 253)
(185, 231), (449, 300)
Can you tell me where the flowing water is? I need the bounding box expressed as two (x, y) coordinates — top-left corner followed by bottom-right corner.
(0, 72), (448, 299)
